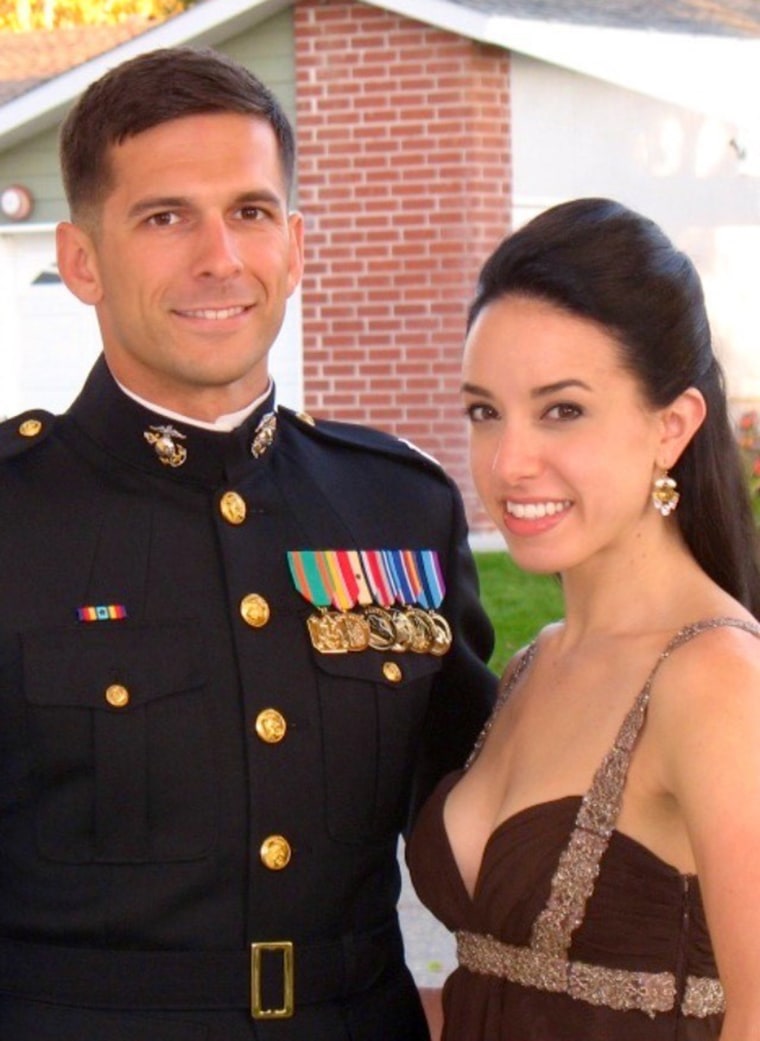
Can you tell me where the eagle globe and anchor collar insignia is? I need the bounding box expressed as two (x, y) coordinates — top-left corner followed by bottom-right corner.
(144, 424), (188, 468)
(287, 549), (452, 657)
(143, 411), (278, 468)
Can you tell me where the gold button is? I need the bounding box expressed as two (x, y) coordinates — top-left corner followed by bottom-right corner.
(260, 834), (292, 871)
(18, 418), (42, 438)
(240, 594), (270, 628)
(219, 491), (246, 525)
(105, 683), (130, 708)
(296, 411), (315, 426)
(382, 662), (403, 683)
(255, 708), (287, 744)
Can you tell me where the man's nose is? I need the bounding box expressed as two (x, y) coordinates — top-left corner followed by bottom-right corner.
(194, 216), (244, 279)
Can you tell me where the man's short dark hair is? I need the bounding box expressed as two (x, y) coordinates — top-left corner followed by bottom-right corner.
(60, 46), (296, 222)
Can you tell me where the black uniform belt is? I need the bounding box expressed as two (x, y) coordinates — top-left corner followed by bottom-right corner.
(0, 920), (403, 1019)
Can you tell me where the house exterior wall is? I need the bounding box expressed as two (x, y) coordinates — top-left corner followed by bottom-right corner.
(293, 0), (511, 525)
(218, 11), (297, 153)
(0, 124), (63, 225)
(511, 53), (760, 409)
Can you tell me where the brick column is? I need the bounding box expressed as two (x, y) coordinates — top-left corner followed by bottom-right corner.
(294, 0), (511, 527)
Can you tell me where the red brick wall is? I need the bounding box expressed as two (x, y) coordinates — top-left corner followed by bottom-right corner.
(294, 0), (511, 528)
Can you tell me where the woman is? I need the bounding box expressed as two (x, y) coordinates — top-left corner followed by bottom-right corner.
(407, 198), (760, 1040)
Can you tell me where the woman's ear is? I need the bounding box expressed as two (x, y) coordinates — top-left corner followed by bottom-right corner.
(657, 387), (707, 469)
(55, 221), (104, 305)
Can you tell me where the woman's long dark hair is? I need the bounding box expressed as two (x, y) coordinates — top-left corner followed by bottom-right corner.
(468, 197), (760, 616)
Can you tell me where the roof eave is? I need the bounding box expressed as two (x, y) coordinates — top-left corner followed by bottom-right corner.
(364, 0), (760, 125)
(0, 0), (291, 148)
(2, 0), (759, 150)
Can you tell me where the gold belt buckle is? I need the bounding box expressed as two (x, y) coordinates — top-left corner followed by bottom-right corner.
(250, 941), (294, 1019)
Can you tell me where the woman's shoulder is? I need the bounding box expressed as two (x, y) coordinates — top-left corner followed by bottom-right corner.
(663, 614), (760, 682)
(648, 612), (760, 733)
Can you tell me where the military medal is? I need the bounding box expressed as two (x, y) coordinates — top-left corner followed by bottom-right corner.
(359, 550), (398, 650)
(365, 606), (397, 650)
(405, 607), (438, 653)
(288, 550), (371, 653)
(306, 610), (349, 654)
(390, 608), (414, 652)
(428, 612), (453, 656)
(288, 548), (452, 656)
(413, 547), (453, 655)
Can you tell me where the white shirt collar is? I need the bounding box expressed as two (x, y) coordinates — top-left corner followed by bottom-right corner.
(116, 379), (274, 432)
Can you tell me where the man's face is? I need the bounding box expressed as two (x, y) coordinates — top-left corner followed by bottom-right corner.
(57, 111), (303, 419)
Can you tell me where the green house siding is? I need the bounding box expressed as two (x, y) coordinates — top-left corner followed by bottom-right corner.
(220, 9), (298, 199)
(0, 125), (64, 225)
(0, 7), (296, 227)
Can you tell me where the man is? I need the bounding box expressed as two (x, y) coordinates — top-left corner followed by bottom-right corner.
(0, 47), (495, 1040)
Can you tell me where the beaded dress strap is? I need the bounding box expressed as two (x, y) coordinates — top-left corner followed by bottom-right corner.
(465, 641), (537, 769)
(532, 616), (760, 957)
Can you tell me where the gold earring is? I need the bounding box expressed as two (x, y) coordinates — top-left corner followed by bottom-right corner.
(652, 472), (679, 516)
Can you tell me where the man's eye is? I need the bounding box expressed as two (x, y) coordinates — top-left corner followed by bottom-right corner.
(238, 206), (264, 221)
(147, 212), (179, 227)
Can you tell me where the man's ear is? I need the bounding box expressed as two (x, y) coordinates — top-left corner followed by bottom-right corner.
(657, 387), (707, 469)
(55, 221), (104, 305)
(285, 209), (305, 298)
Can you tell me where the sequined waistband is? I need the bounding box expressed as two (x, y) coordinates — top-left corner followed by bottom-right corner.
(456, 930), (724, 1020)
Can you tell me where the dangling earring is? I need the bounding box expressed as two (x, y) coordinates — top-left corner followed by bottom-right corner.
(652, 472), (679, 516)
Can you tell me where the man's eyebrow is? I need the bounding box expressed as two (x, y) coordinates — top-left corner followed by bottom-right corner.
(127, 190), (284, 221)
(234, 190), (283, 208)
(127, 196), (190, 220)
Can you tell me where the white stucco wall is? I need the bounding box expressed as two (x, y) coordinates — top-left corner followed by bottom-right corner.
(511, 53), (760, 404)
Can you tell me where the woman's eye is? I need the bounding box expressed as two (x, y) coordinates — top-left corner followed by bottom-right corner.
(544, 402), (582, 421)
(465, 403), (499, 423)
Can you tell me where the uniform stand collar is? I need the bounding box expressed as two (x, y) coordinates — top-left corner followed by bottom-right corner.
(63, 355), (277, 488)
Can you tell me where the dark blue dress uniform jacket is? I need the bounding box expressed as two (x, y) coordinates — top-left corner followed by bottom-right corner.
(0, 357), (495, 1040)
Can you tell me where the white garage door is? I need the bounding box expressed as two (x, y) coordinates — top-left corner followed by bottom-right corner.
(0, 230), (101, 419)
(0, 229), (304, 421)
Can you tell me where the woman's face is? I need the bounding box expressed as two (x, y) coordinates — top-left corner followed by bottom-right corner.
(462, 294), (667, 576)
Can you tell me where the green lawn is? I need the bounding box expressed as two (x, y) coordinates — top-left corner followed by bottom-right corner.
(473, 551), (564, 675)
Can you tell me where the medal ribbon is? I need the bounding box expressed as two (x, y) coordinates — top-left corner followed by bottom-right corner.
(287, 550), (332, 608)
(382, 549), (414, 605)
(322, 550), (356, 611)
(346, 550), (373, 606)
(360, 550), (394, 607)
(402, 549), (424, 603)
(289, 548), (445, 610)
(415, 549), (446, 609)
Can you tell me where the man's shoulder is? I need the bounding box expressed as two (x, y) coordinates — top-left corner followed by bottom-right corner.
(0, 410), (57, 463)
(277, 406), (447, 479)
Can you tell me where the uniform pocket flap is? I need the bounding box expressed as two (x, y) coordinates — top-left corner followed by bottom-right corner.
(312, 646), (443, 688)
(23, 621), (205, 709)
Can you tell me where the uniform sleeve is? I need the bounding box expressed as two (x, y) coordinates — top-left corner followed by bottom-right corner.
(405, 481), (497, 831)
